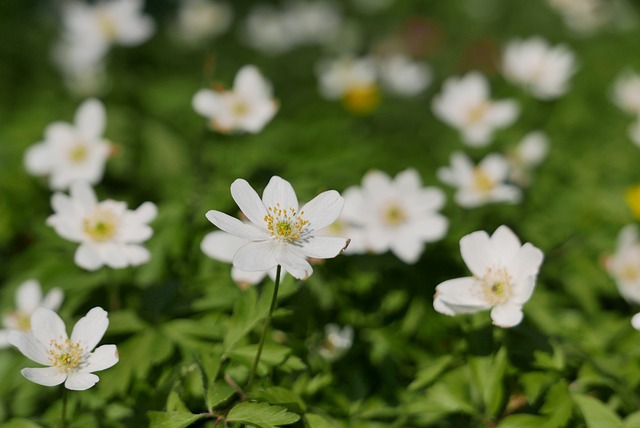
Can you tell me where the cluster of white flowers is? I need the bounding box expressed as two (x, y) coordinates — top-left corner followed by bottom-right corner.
(611, 70), (640, 147)
(193, 65), (279, 134)
(174, 0), (232, 45)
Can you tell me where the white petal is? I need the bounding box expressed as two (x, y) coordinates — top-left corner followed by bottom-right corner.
(233, 240), (278, 272)
(389, 235), (423, 264)
(262, 176), (298, 212)
(75, 98), (106, 139)
(508, 243), (544, 285)
(201, 231), (246, 263)
(490, 302), (524, 327)
(192, 89), (220, 117)
(122, 245), (151, 266)
(75, 244), (105, 271)
(299, 190), (344, 232)
(433, 277), (491, 315)
(16, 280), (42, 313)
(65, 372), (100, 390)
(411, 215), (449, 242)
(31, 308), (68, 347)
(205, 210), (269, 240)
(300, 235), (349, 259)
(130, 201), (158, 224)
(99, 243), (129, 269)
(234, 65), (272, 99)
(84, 344), (118, 372)
(24, 144), (53, 175)
(231, 267), (268, 286)
(490, 225), (522, 266)
(41, 288), (64, 312)
(8, 331), (51, 365)
(230, 179), (269, 227)
(460, 230), (492, 277)
(631, 313), (640, 330)
(70, 181), (97, 212)
(510, 275), (537, 305)
(22, 367), (67, 387)
(274, 245), (313, 280)
(71, 307), (108, 352)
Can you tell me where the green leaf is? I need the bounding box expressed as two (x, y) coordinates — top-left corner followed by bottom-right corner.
(228, 343), (291, 373)
(305, 413), (336, 428)
(408, 355), (455, 391)
(148, 411), (207, 428)
(624, 411), (640, 428)
(226, 401), (300, 428)
(207, 381), (236, 410)
(107, 309), (148, 334)
(166, 390), (190, 413)
(0, 419), (44, 428)
(250, 386), (306, 413)
(224, 288), (269, 352)
(573, 393), (623, 428)
(468, 347), (508, 417)
(497, 414), (549, 428)
(540, 381), (573, 428)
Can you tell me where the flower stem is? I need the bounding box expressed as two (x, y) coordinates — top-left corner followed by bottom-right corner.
(61, 387), (67, 428)
(247, 265), (281, 392)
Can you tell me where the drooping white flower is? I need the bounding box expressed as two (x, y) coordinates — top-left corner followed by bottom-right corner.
(205, 176), (349, 280)
(611, 70), (640, 116)
(175, 0), (232, 44)
(437, 151), (521, 208)
(318, 324), (353, 361)
(340, 169), (448, 264)
(47, 181), (157, 271)
(432, 72), (519, 147)
(8, 307), (118, 390)
(0, 280), (64, 348)
(434, 225), (544, 328)
(377, 54), (432, 97)
(24, 99), (111, 190)
(502, 37), (577, 100)
(192, 65), (278, 134)
(507, 131), (550, 186)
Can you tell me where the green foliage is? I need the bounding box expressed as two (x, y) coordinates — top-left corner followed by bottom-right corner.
(226, 401), (300, 428)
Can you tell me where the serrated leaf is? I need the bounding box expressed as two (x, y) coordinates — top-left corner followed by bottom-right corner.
(207, 381), (236, 410)
(497, 414), (548, 428)
(573, 393), (623, 428)
(226, 401), (300, 428)
(148, 410), (207, 428)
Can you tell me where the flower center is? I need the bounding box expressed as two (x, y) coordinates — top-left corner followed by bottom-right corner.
(68, 143), (88, 164)
(481, 266), (512, 305)
(232, 100), (249, 117)
(264, 204), (309, 243)
(49, 338), (84, 372)
(97, 11), (117, 41)
(83, 206), (119, 242)
(382, 202), (407, 226)
(473, 167), (496, 192)
(621, 263), (640, 282)
(342, 84), (380, 115)
(467, 102), (490, 124)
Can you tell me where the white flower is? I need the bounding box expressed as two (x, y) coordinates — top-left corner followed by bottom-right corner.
(24, 99), (111, 190)
(434, 225), (544, 328)
(242, 5), (296, 55)
(8, 307), (118, 390)
(201, 230), (281, 287)
(377, 54), (432, 97)
(605, 225), (640, 304)
(502, 37), (577, 100)
(437, 151), (521, 208)
(340, 169), (448, 264)
(612, 70), (640, 116)
(46, 181), (157, 271)
(547, 0), (609, 34)
(507, 131), (550, 186)
(316, 56), (377, 100)
(205, 176), (349, 280)
(192, 65), (278, 134)
(176, 0), (232, 44)
(0, 280), (64, 348)
(432, 72), (519, 147)
(318, 324), (353, 361)
(282, 1), (342, 46)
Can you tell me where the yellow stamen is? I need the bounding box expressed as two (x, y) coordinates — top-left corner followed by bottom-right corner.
(83, 207), (119, 242)
(467, 102), (490, 124)
(473, 167), (496, 192)
(264, 204), (309, 243)
(342, 84), (380, 115)
(49, 338), (83, 372)
(625, 184), (640, 220)
(69, 144), (88, 163)
(481, 266), (512, 305)
(382, 203), (407, 226)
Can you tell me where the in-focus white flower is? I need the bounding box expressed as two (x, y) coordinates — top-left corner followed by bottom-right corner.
(340, 169), (448, 264)
(434, 225), (544, 328)
(201, 230), (281, 287)
(0, 280), (64, 348)
(192, 65), (278, 134)
(318, 324), (353, 361)
(47, 181), (157, 271)
(175, 0), (232, 44)
(438, 151), (521, 208)
(205, 176), (349, 280)
(502, 37), (577, 100)
(8, 307), (118, 390)
(24, 99), (111, 191)
(377, 54), (432, 97)
(432, 72), (519, 146)
(507, 131), (549, 186)
(611, 70), (640, 116)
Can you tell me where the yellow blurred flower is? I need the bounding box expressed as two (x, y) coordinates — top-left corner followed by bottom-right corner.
(626, 185), (640, 219)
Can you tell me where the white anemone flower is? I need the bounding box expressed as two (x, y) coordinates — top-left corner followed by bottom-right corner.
(205, 176), (349, 280)
(437, 151), (521, 208)
(316, 56), (377, 100)
(612, 70), (640, 116)
(507, 131), (550, 186)
(176, 0), (232, 44)
(432, 72), (519, 147)
(502, 37), (577, 100)
(0, 280), (64, 348)
(47, 181), (157, 271)
(377, 54), (432, 97)
(434, 225), (544, 328)
(24, 99), (111, 190)
(8, 307), (118, 390)
(192, 65), (278, 134)
(283, 1), (342, 46)
(318, 324), (354, 361)
(340, 169), (449, 264)
(547, 0), (609, 34)
(201, 230), (281, 287)
(605, 225), (640, 304)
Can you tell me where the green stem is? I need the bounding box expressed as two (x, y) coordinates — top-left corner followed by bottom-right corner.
(61, 387), (67, 428)
(247, 265), (282, 392)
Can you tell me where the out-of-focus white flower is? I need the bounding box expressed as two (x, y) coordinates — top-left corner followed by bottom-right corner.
(434, 225), (544, 328)
(318, 324), (353, 361)
(193, 65), (278, 134)
(438, 151), (521, 208)
(201, 230), (281, 288)
(176, 0), (232, 44)
(0, 280), (64, 348)
(206, 176), (349, 280)
(547, 0), (609, 34)
(432, 72), (519, 146)
(612, 70), (640, 116)
(24, 99), (110, 191)
(605, 225), (640, 304)
(8, 307), (118, 390)
(502, 37), (577, 100)
(340, 169), (448, 264)
(316, 56), (379, 114)
(242, 5), (296, 55)
(377, 54), (432, 97)
(283, 1), (342, 46)
(47, 181), (157, 271)
(507, 131), (549, 186)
